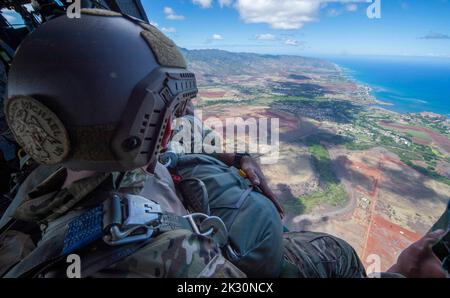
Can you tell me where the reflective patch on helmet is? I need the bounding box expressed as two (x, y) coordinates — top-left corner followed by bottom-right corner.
(140, 23), (187, 69)
(80, 8), (122, 17)
(4, 96), (70, 165)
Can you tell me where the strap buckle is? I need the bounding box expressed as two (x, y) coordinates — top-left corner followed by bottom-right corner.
(102, 194), (163, 246)
(101, 194), (239, 260)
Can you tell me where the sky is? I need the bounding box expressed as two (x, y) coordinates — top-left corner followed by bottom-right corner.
(1, 0), (449, 58)
(141, 0), (450, 58)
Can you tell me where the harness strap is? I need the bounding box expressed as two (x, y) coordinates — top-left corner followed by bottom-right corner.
(227, 186), (253, 227)
(3, 194), (197, 278)
(159, 213), (193, 233)
(38, 238), (155, 278)
(80, 240), (153, 278)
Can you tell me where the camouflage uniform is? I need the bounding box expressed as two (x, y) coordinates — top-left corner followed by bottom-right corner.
(0, 165), (245, 278)
(281, 232), (367, 278)
(95, 229), (240, 278)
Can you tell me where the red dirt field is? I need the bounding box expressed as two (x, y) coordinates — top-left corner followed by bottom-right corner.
(380, 121), (450, 153)
(412, 160), (428, 168)
(264, 110), (300, 130)
(363, 214), (421, 271)
(345, 159), (381, 197)
(335, 151), (427, 271)
(412, 137), (432, 146)
(436, 161), (450, 178)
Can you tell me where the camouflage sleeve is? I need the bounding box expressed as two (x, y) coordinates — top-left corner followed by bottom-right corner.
(281, 231), (367, 278)
(94, 229), (246, 278)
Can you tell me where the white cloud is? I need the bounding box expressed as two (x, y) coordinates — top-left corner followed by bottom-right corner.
(164, 6), (185, 21)
(255, 33), (276, 40)
(193, 0), (213, 8)
(150, 21), (159, 28)
(212, 34), (224, 40)
(285, 39), (299, 46)
(228, 0), (365, 30)
(163, 7), (174, 15)
(162, 27), (177, 33)
(211, 34), (224, 40)
(167, 14), (185, 21)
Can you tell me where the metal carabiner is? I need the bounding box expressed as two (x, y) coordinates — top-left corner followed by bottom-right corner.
(183, 214), (232, 250)
(183, 213), (213, 235)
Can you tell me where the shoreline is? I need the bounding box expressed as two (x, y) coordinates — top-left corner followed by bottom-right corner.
(332, 62), (450, 120)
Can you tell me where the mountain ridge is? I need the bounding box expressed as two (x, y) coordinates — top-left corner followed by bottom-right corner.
(179, 48), (336, 78)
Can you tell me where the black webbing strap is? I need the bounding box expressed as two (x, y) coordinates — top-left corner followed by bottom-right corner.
(3, 198), (195, 278)
(51, 214), (194, 278)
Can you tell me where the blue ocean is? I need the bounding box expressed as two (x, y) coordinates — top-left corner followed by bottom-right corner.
(327, 56), (450, 117)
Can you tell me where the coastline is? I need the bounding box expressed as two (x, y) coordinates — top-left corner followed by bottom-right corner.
(333, 62), (394, 106)
(332, 61), (449, 119)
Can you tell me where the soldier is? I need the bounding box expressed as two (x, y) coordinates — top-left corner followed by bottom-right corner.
(0, 9), (244, 278)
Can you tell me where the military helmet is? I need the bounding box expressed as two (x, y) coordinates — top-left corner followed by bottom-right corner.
(4, 9), (197, 172)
